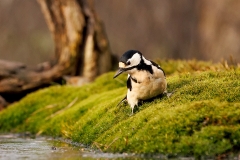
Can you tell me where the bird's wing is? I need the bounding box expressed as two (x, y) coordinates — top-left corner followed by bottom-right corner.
(150, 60), (166, 77)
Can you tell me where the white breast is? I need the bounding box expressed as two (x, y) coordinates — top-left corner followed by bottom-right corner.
(127, 65), (167, 102)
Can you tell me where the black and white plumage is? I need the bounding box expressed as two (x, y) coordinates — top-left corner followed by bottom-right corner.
(114, 50), (167, 114)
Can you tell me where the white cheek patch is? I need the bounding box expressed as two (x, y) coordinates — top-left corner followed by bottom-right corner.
(129, 53), (141, 66)
(119, 62), (126, 68)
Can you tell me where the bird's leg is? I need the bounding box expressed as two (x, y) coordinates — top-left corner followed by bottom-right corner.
(128, 97), (138, 115)
(131, 106), (134, 115)
(163, 90), (174, 98)
(130, 103), (138, 116)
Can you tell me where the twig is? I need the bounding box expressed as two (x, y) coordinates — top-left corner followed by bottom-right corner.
(45, 97), (78, 120)
(93, 137), (119, 152)
(104, 137), (119, 150)
(93, 142), (103, 152)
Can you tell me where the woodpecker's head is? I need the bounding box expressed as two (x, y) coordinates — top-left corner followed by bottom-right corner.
(113, 50), (142, 78)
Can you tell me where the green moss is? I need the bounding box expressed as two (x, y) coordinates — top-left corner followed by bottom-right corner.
(0, 60), (240, 156)
(0, 72), (126, 133)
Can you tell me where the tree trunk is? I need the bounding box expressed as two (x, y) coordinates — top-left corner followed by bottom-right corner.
(0, 0), (112, 106)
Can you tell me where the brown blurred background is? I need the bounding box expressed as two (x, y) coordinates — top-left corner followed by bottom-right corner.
(0, 0), (239, 67)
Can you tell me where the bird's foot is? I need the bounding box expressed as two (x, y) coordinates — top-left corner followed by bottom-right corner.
(128, 113), (134, 116)
(164, 91), (175, 98)
(129, 106), (136, 116)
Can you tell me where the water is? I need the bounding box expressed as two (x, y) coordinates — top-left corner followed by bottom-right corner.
(3, 134), (227, 160)
(0, 134), (158, 160)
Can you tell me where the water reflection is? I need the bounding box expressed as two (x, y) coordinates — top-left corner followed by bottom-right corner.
(0, 134), (81, 159)
(0, 134), (147, 160)
(1, 134), (205, 160)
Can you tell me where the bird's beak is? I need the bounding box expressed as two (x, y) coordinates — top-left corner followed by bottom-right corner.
(113, 68), (125, 78)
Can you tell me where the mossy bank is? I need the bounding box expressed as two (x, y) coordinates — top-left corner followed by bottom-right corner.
(0, 60), (240, 156)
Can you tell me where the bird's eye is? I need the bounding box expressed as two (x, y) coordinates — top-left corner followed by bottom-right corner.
(126, 61), (131, 65)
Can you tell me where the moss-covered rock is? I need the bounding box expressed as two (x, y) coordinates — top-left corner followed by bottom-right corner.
(0, 60), (239, 156)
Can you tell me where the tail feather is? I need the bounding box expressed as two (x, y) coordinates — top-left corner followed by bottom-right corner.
(117, 95), (127, 106)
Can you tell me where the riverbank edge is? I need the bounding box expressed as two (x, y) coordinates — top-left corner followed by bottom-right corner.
(0, 60), (240, 157)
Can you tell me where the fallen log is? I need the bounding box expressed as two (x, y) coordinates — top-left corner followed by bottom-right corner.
(0, 0), (113, 109)
(0, 59), (62, 103)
